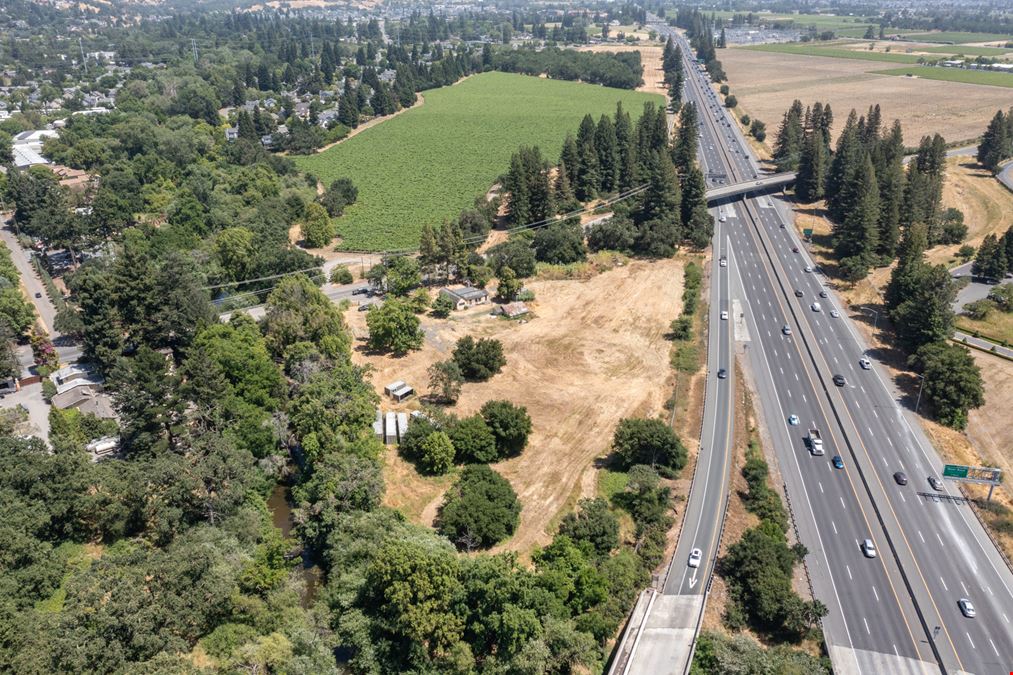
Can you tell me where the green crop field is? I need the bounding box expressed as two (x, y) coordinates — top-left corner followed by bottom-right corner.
(903, 31), (1013, 44)
(743, 43), (923, 63)
(915, 45), (1013, 57)
(295, 72), (662, 251)
(873, 66), (1013, 88)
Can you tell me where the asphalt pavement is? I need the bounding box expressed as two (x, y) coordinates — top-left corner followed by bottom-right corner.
(632, 21), (1013, 675)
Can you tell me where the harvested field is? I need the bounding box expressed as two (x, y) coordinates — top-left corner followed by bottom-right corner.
(721, 47), (1010, 145)
(346, 258), (682, 556)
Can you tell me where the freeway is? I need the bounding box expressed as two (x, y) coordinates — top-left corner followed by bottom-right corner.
(647, 19), (1013, 674)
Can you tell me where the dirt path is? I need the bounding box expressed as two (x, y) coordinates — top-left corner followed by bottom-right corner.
(347, 258), (683, 557)
(308, 92), (427, 157)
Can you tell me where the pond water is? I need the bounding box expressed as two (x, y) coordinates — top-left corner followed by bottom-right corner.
(266, 483), (322, 608)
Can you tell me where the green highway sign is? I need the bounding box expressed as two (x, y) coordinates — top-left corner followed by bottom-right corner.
(943, 464), (968, 479)
(802, 228), (813, 239)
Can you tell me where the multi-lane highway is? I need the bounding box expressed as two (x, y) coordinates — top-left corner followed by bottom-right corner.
(646, 19), (1013, 675)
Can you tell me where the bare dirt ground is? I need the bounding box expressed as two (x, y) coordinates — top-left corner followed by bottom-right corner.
(345, 258), (683, 556)
(720, 48), (1010, 146)
(577, 43), (667, 98)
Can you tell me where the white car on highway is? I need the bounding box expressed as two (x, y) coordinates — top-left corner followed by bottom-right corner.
(788, 414), (800, 426)
(811, 302), (822, 313)
(688, 548), (702, 568)
(859, 358), (872, 370)
(861, 539), (877, 558)
(830, 309), (840, 318)
(720, 310), (728, 320)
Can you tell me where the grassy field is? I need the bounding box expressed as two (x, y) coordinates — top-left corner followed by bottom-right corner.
(743, 43), (923, 63)
(873, 65), (1013, 88)
(904, 31), (1013, 44)
(295, 72), (661, 251)
(916, 44), (1013, 57)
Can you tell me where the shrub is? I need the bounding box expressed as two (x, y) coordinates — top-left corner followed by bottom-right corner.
(496, 266), (522, 302)
(448, 414), (497, 463)
(670, 316), (693, 341)
(558, 497), (619, 555)
(487, 239), (537, 278)
(300, 203), (335, 248)
(437, 464), (520, 550)
(586, 215), (636, 253)
(719, 84), (730, 95)
(431, 294), (456, 318)
(330, 265), (354, 284)
(612, 418), (687, 475)
(739, 114), (750, 125)
(532, 220), (586, 264)
(480, 400), (532, 458)
(963, 299), (995, 321)
(320, 177), (358, 216)
(366, 299), (424, 354)
(419, 431), (456, 475)
(428, 359), (464, 404)
(452, 336), (506, 381)
(724, 94), (737, 108)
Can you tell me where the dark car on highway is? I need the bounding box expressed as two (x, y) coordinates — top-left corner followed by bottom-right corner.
(833, 374), (846, 387)
(894, 472), (908, 486)
(717, 368), (727, 379)
(794, 289), (804, 297)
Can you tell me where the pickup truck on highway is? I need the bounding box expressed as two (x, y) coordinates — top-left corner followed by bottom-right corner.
(807, 429), (824, 456)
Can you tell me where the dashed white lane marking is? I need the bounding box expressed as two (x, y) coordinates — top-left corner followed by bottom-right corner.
(832, 521), (838, 534)
(940, 577), (949, 591)
(960, 581), (968, 595)
(966, 632), (975, 650)
(819, 482), (824, 494)
(872, 586), (879, 602)
(840, 497), (846, 510)
(918, 531), (925, 543)
(936, 532), (945, 547)
(863, 618), (871, 635)
(847, 565), (853, 580)
(989, 639), (999, 656)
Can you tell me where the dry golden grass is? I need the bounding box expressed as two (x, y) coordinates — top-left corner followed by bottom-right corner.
(346, 258), (683, 557)
(720, 47), (1010, 146)
(927, 157), (1013, 268)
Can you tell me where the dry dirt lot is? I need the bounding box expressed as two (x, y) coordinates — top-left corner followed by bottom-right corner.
(346, 258), (683, 556)
(720, 47), (1010, 146)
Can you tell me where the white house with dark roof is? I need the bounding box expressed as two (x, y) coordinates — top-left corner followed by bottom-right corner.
(439, 286), (489, 310)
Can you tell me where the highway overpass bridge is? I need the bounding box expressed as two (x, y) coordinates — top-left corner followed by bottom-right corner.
(705, 171), (796, 203)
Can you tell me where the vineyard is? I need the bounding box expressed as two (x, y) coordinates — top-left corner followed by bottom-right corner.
(295, 71), (662, 252)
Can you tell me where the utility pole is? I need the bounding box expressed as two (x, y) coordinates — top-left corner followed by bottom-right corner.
(79, 38), (87, 75)
(914, 373), (926, 414)
(191, 38), (199, 66)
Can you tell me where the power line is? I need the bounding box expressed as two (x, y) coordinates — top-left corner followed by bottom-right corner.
(206, 183), (649, 294)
